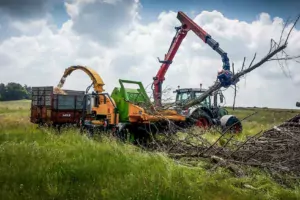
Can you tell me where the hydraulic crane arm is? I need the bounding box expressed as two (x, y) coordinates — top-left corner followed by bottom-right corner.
(153, 11), (231, 107)
(177, 11), (230, 71)
(152, 26), (188, 107)
(57, 65), (105, 93)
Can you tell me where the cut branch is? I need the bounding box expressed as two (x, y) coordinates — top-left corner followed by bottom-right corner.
(183, 43), (287, 108)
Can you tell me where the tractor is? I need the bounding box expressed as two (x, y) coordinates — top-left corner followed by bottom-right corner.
(172, 85), (242, 133)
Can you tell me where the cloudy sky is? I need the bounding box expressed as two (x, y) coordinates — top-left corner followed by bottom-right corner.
(0, 0), (300, 109)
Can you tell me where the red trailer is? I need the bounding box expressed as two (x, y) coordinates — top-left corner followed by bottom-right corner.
(30, 86), (85, 126)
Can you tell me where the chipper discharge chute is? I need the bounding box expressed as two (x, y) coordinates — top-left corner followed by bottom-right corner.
(30, 65), (185, 141)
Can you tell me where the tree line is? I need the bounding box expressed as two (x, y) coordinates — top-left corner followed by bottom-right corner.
(0, 82), (32, 101)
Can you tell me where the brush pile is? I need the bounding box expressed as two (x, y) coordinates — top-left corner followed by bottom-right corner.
(147, 114), (300, 180)
(227, 114), (300, 177)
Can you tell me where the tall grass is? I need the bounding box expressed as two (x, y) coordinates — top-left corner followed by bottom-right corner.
(0, 100), (300, 199)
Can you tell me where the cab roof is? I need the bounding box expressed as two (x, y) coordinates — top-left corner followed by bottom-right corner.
(173, 88), (208, 93)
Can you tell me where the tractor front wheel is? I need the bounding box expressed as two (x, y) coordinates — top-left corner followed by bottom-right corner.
(220, 115), (243, 134)
(229, 123), (243, 134)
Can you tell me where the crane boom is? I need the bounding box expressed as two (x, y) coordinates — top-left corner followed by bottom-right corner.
(153, 11), (232, 107)
(56, 65), (105, 93)
(152, 26), (188, 107)
(177, 11), (230, 71)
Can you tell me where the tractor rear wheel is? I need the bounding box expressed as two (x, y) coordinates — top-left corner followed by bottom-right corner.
(195, 117), (210, 129)
(188, 111), (213, 130)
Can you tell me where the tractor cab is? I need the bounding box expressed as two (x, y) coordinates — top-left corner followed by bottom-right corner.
(174, 87), (211, 108)
(174, 84), (228, 119)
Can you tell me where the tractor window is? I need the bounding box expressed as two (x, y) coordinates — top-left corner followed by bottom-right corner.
(195, 92), (210, 106)
(177, 92), (192, 101)
(195, 92), (204, 98)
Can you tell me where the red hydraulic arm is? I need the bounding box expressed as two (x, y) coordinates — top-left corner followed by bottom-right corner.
(152, 26), (188, 107)
(153, 11), (231, 107)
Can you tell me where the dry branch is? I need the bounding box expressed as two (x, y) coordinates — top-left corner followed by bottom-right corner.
(142, 15), (300, 186)
(180, 14), (300, 109)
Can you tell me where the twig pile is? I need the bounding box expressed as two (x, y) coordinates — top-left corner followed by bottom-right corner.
(228, 114), (300, 177)
(146, 114), (300, 180)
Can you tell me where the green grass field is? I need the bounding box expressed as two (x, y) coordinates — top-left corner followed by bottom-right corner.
(1, 100), (300, 200)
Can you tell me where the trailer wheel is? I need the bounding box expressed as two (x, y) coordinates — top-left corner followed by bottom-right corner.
(120, 128), (129, 142)
(115, 126), (131, 142)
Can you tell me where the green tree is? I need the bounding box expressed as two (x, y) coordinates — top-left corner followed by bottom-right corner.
(0, 82), (27, 101)
(0, 82), (32, 101)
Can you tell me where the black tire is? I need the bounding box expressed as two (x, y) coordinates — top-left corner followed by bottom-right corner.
(187, 110), (213, 129)
(115, 126), (130, 142)
(220, 115), (243, 134)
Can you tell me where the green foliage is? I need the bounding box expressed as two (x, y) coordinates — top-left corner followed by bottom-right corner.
(0, 101), (300, 199)
(0, 82), (31, 101)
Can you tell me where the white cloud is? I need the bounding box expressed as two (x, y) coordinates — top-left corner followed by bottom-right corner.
(64, 0), (141, 46)
(0, 0), (61, 41)
(0, 0), (300, 109)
